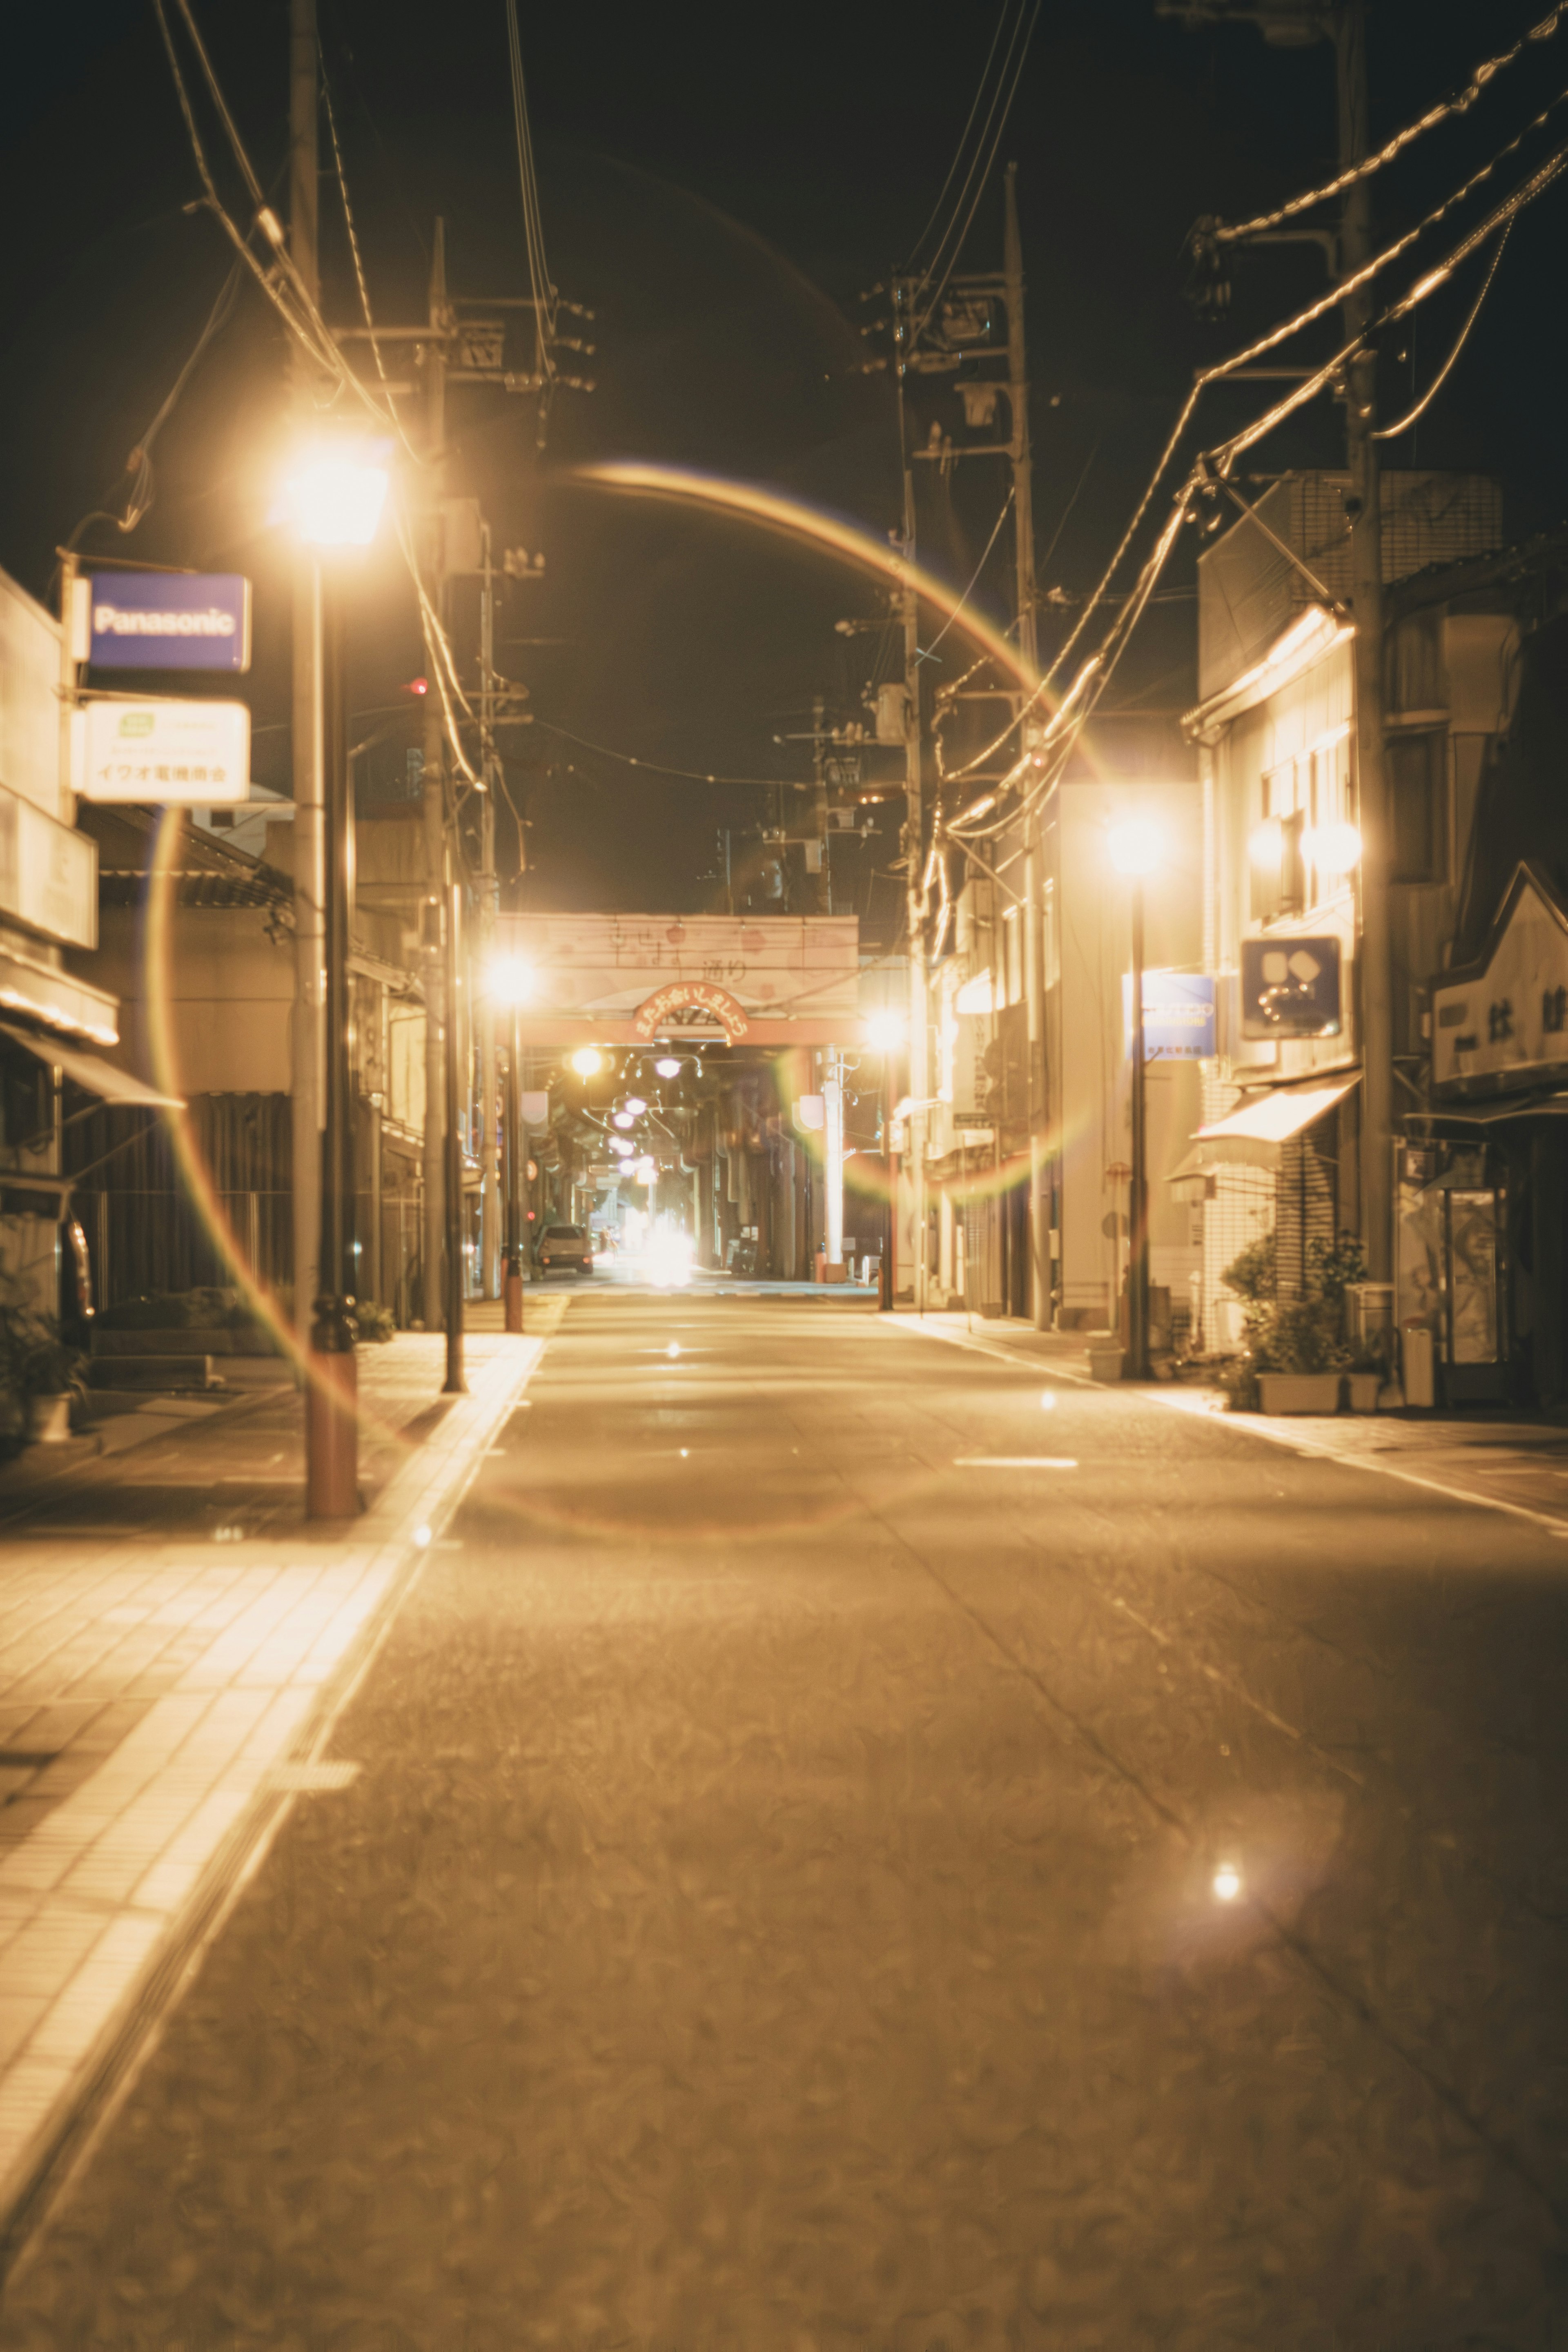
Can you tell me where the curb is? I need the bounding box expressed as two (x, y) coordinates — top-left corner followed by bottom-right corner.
(0, 1334), (546, 2289)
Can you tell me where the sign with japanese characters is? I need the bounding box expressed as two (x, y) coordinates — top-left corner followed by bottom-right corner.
(76, 698), (249, 804)
(85, 572), (251, 673)
(1431, 864), (1568, 1095)
(633, 981), (749, 1041)
(1240, 934), (1342, 1038)
(1121, 969), (1216, 1060)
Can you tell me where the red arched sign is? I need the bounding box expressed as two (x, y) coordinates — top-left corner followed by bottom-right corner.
(632, 982), (749, 1042)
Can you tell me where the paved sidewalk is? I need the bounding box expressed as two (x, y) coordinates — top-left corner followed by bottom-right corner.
(0, 1308), (563, 2259)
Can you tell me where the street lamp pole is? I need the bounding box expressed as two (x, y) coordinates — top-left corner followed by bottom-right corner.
(307, 567), (361, 1515)
(1128, 872), (1150, 1382)
(504, 1004), (524, 1331)
(443, 860), (467, 1393)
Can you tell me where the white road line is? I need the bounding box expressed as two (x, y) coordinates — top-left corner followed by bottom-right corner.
(954, 1456), (1078, 1469)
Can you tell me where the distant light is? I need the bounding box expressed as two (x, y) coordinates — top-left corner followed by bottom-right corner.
(666, 1343), (681, 1359)
(283, 443), (391, 548)
(1303, 820), (1362, 875)
(1041, 1392), (1056, 1411)
(609, 1136), (633, 1156)
(486, 953), (535, 1005)
(1107, 818), (1162, 879)
(1212, 1863), (1242, 1902)
(612, 1110), (635, 1130)
(405, 676), (428, 697)
(412, 1524), (432, 1549)
(570, 1047), (603, 1078)
(679, 1447), (690, 1458)
(864, 1009), (906, 1052)
(654, 1056), (682, 1079)
(624, 1096), (647, 1116)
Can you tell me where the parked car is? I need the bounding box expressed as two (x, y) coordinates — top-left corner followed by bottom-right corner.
(534, 1223), (594, 1276)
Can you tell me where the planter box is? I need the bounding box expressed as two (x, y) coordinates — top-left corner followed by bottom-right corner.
(1345, 1370), (1381, 1414)
(27, 1394), (72, 1444)
(1258, 1371), (1343, 1416)
(1087, 1343), (1125, 1384)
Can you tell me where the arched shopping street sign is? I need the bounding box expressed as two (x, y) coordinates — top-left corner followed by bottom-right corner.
(632, 981), (749, 1042)
(492, 913), (862, 1047)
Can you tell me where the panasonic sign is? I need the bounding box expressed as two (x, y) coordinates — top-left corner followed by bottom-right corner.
(85, 571), (251, 673)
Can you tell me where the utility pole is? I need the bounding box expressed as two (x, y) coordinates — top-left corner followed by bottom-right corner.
(443, 853), (466, 1391)
(1336, 0), (1391, 1280)
(477, 522), (501, 1299)
(810, 693), (831, 914)
(1004, 162), (1052, 1330)
(289, 0), (324, 1352)
(421, 222), (448, 1334)
(893, 277), (930, 1314)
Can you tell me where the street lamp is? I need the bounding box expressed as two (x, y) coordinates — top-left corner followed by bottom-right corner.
(1107, 818), (1162, 1381)
(486, 954), (535, 1334)
(863, 1009), (906, 1307)
(283, 439), (390, 1517)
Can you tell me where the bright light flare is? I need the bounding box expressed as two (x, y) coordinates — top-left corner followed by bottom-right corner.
(1106, 819), (1163, 879)
(282, 445), (391, 548)
(654, 1057), (682, 1079)
(570, 1047), (604, 1078)
(486, 954), (535, 1005)
(1041, 1392), (1056, 1411)
(1212, 1863), (1242, 1902)
(648, 1230), (694, 1290)
(1303, 820), (1362, 875)
(612, 1111), (635, 1130)
(1248, 817), (1285, 871)
(624, 1095), (647, 1115)
(864, 1009), (907, 1052)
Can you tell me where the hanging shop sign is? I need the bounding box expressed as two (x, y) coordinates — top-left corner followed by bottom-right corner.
(1239, 935), (1342, 1038)
(632, 981), (749, 1042)
(0, 785), (96, 950)
(84, 571), (251, 673)
(1121, 970), (1216, 1060)
(75, 698), (249, 804)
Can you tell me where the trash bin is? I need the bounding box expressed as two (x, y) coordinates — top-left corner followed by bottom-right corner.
(1401, 1322), (1436, 1409)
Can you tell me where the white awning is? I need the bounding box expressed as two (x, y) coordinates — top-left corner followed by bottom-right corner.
(1172, 1076), (1359, 1176)
(0, 1023), (182, 1110)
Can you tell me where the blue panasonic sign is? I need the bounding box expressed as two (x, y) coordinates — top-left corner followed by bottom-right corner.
(86, 571), (251, 673)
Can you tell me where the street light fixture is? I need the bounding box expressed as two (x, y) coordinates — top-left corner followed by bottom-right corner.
(285, 438), (390, 1517)
(485, 955), (535, 1335)
(1107, 818), (1163, 1381)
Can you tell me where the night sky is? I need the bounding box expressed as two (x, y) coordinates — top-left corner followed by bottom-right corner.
(3, 0), (1564, 939)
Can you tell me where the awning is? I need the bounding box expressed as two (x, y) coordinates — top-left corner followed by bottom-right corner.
(0, 1023), (182, 1110)
(1408, 1093), (1568, 1130)
(1170, 1075), (1358, 1179)
(0, 944), (118, 1047)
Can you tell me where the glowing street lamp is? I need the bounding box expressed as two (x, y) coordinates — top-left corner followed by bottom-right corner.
(570, 1045), (604, 1078)
(288, 439), (392, 1518)
(486, 956), (537, 1335)
(1107, 817), (1164, 1381)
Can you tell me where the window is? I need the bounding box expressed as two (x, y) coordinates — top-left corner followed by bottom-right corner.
(1388, 729), (1446, 883)
(1254, 725), (1351, 919)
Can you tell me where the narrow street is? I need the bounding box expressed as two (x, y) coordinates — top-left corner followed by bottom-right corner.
(2, 1289), (1564, 2348)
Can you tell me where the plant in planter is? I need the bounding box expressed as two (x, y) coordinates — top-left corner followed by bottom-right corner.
(0, 1285), (87, 1458)
(1219, 1230), (1355, 1412)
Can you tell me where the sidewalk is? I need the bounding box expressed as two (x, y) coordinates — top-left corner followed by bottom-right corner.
(892, 1308), (1568, 1534)
(0, 1305), (564, 2259)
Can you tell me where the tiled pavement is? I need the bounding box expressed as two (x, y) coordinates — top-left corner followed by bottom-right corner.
(0, 1306), (564, 2251)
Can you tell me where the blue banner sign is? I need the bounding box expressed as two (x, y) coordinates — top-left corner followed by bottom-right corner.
(1122, 970), (1216, 1060)
(86, 572), (251, 673)
(1240, 935), (1342, 1038)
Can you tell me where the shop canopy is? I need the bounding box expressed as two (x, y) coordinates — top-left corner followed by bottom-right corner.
(1169, 1076), (1359, 1180)
(0, 1023), (181, 1111)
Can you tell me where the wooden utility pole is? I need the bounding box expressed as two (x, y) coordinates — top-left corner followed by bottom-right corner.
(1337, 0), (1391, 1279)
(421, 222), (448, 1333)
(289, 0), (324, 1348)
(477, 523), (502, 1298)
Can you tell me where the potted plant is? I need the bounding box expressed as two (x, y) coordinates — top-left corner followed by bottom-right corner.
(1218, 1232), (1357, 1414)
(0, 1288), (86, 1454)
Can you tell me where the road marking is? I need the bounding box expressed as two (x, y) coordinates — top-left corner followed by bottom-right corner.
(263, 1761), (361, 1793)
(955, 1456), (1078, 1469)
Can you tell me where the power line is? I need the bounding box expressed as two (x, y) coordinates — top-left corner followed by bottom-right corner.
(535, 719), (804, 791)
(1377, 222), (1511, 441)
(919, 485), (1014, 663)
(913, 1), (1040, 339)
(905, 2), (1013, 267)
(1211, 2), (1567, 244)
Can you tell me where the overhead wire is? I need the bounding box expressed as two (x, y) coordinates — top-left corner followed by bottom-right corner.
(904, 0), (1013, 266)
(920, 485), (1014, 664)
(506, 0), (556, 386)
(535, 719), (808, 791)
(1213, 2), (1567, 243)
(913, 0), (1040, 339)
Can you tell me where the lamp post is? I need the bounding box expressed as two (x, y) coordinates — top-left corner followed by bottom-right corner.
(1107, 820), (1161, 1382)
(864, 1009), (906, 1310)
(285, 441), (390, 1518)
(486, 955), (535, 1333)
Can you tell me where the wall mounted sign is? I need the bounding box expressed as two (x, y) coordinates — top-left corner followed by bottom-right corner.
(76, 699), (249, 804)
(1240, 935), (1342, 1038)
(0, 785), (96, 949)
(1431, 863), (1568, 1096)
(632, 982), (750, 1042)
(85, 572), (251, 673)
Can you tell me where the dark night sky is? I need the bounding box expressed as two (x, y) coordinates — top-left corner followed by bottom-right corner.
(3, 1), (1564, 936)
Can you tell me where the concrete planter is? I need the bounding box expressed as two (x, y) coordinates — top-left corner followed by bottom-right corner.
(1345, 1370), (1381, 1414)
(27, 1394), (72, 1444)
(1258, 1371), (1343, 1416)
(1087, 1343), (1125, 1383)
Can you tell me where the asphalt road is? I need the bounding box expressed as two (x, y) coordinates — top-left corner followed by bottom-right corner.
(3, 1287), (1567, 2349)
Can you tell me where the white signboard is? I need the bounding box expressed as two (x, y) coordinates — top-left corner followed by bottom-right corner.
(1431, 866), (1568, 1094)
(0, 786), (96, 949)
(491, 912), (861, 1046)
(75, 698), (249, 804)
